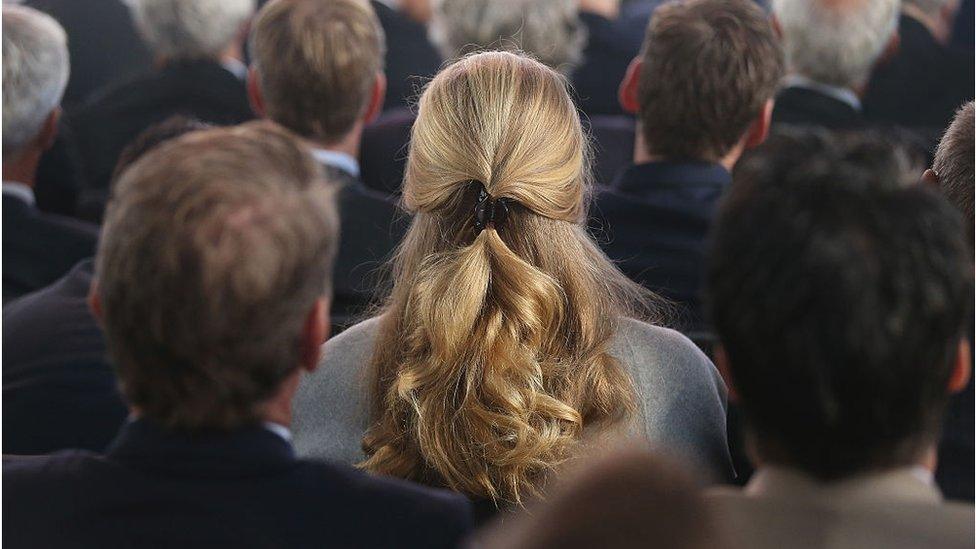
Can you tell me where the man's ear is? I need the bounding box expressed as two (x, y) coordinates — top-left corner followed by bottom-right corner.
(948, 338), (972, 394)
(87, 278), (104, 325)
(618, 57), (642, 115)
(247, 67), (266, 118)
(921, 168), (941, 188)
(714, 345), (740, 403)
(744, 99), (775, 150)
(300, 298), (331, 373)
(770, 14), (783, 40)
(877, 32), (901, 68)
(363, 72), (387, 126)
(37, 108), (61, 151)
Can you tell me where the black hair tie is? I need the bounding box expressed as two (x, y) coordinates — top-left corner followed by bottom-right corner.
(473, 182), (513, 234)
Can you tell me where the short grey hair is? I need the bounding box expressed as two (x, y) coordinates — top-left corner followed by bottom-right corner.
(129, 0), (256, 60)
(772, 0), (900, 89)
(429, 0), (586, 74)
(2, 5), (69, 156)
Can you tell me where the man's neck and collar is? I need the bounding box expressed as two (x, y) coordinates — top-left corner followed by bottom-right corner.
(618, 128), (736, 193)
(3, 149), (40, 207)
(307, 126), (364, 180)
(902, 3), (955, 45)
(781, 73), (864, 112)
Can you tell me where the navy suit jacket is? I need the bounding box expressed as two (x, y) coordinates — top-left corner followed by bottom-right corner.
(2, 194), (98, 302)
(323, 165), (408, 326)
(3, 419), (473, 548)
(592, 161), (730, 332)
(3, 259), (126, 455)
(372, 1), (442, 112)
(772, 86), (864, 130)
(70, 59), (254, 199)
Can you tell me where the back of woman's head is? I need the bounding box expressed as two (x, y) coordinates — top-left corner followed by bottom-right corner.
(363, 51), (656, 505)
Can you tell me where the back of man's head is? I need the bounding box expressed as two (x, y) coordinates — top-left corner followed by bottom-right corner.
(707, 129), (972, 480)
(130, 0), (256, 61)
(250, 0), (386, 145)
(772, 0), (899, 90)
(2, 5), (69, 157)
(634, 0), (784, 162)
(98, 121), (339, 433)
(933, 102), (974, 241)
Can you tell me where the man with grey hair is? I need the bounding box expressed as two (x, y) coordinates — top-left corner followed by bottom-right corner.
(864, 0), (974, 137)
(428, 0), (586, 74)
(771, 0), (901, 129)
(3, 121), (473, 547)
(68, 0), (256, 211)
(2, 4), (98, 302)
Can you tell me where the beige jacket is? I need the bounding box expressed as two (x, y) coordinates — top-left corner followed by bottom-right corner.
(706, 467), (975, 549)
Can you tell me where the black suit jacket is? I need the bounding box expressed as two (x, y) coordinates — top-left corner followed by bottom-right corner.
(322, 164), (408, 326)
(864, 14), (975, 141)
(3, 419), (473, 548)
(772, 86), (865, 130)
(2, 194), (98, 302)
(372, 1), (442, 112)
(592, 161), (731, 331)
(70, 60), (253, 197)
(3, 259), (125, 455)
(24, 0), (152, 110)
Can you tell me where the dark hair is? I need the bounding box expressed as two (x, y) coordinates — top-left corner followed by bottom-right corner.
(707, 128), (972, 480)
(112, 115), (211, 180)
(637, 0), (784, 161)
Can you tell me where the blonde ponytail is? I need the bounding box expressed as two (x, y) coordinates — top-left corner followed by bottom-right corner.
(362, 52), (659, 505)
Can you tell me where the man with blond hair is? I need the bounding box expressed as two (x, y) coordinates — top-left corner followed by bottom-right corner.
(248, 0), (407, 324)
(3, 122), (472, 547)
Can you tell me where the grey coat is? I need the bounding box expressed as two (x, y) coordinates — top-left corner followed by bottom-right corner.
(293, 316), (733, 480)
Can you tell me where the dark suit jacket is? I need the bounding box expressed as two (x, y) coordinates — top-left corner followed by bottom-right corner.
(3, 419), (473, 548)
(3, 259), (125, 455)
(592, 161), (730, 331)
(589, 115), (637, 188)
(572, 8), (650, 117)
(864, 14), (975, 142)
(372, 1), (442, 112)
(772, 86), (864, 130)
(24, 0), (151, 110)
(322, 164), (408, 326)
(70, 59), (253, 197)
(2, 194), (98, 302)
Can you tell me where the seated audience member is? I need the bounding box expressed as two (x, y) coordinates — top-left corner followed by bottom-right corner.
(864, 0), (974, 139)
(370, 0), (442, 111)
(478, 446), (727, 549)
(3, 118), (206, 457)
(248, 0), (407, 324)
(595, 0), (783, 331)
(294, 52), (732, 519)
(705, 130), (975, 548)
(926, 101), (975, 501)
(2, 5), (98, 302)
(2, 122), (473, 548)
(69, 0), (256, 202)
(771, 0), (899, 129)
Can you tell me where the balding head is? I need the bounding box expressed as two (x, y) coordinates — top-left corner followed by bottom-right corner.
(772, 0), (899, 89)
(932, 102), (975, 242)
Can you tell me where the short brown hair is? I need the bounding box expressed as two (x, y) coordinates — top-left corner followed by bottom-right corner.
(933, 102), (974, 240)
(251, 0), (385, 144)
(98, 121), (339, 432)
(637, 0), (784, 161)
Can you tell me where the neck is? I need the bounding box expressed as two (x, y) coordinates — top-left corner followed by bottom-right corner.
(2, 149), (41, 187)
(258, 369), (302, 429)
(307, 122), (364, 160)
(633, 124), (742, 171)
(903, 4), (952, 45)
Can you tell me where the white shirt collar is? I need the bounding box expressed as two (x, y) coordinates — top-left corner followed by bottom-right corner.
(221, 58), (248, 81)
(263, 422), (293, 443)
(782, 74), (862, 112)
(312, 148), (361, 179)
(3, 181), (36, 207)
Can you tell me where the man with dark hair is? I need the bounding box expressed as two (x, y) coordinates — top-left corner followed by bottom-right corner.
(3, 122), (472, 547)
(706, 129), (974, 548)
(595, 0), (784, 331)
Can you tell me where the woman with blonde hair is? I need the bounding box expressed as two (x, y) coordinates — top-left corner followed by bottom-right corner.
(293, 51), (731, 511)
